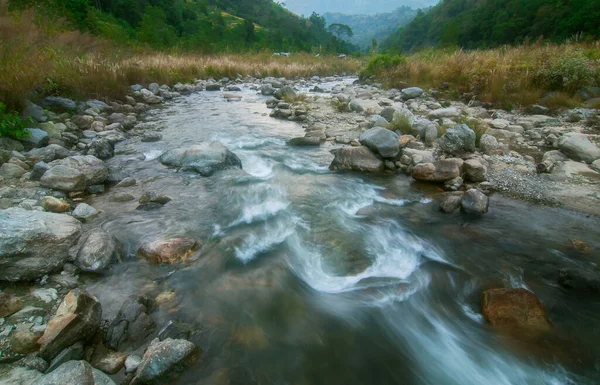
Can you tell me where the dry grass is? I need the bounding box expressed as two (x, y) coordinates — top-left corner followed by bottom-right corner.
(0, 4), (361, 111)
(372, 43), (600, 108)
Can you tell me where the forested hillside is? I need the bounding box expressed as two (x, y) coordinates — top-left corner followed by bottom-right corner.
(8, 0), (352, 53)
(324, 7), (417, 50)
(383, 0), (600, 52)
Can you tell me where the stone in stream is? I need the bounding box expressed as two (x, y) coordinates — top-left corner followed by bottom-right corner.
(138, 238), (201, 264)
(274, 86), (296, 101)
(329, 146), (384, 173)
(461, 189), (489, 216)
(358, 127), (400, 158)
(438, 124), (476, 156)
(558, 268), (600, 294)
(439, 192), (464, 213)
(48, 155), (108, 186)
(46, 342), (85, 373)
(105, 296), (155, 351)
(158, 142), (242, 177)
(74, 230), (122, 273)
(411, 159), (463, 183)
(481, 288), (551, 334)
(40, 165), (86, 192)
(42, 196), (71, 213)
(286, 136), (321, 146)
(133, 338), (198, 385)
(31, 360), (95, 385)
(138, 191), (172, 205)
(38, 290), (102, 361)
(0, 208), (82, 282)
(72, 203), (99, 222)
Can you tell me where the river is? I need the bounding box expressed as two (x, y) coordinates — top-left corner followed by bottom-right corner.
(84, 78), (600, 385)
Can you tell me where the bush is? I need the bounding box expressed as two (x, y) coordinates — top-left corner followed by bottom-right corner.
(533, 50), (598, 92)
(0, 103), (32, 138)
(360, 54), (406, 79)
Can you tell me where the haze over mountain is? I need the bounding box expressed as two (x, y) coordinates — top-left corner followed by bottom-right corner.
(284, 0), (439, 16)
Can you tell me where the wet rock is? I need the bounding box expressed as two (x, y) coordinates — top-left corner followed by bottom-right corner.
(0, 208), (82, 281)
(158, 142), (242, 177)
(92, 368), (117, 385)
(274, 86), (296, 101)
(141, 133), (162, 142)
(440, 192), (464, 213)
(558, 268), (600, 294)
(0, 366), (44, 384)
(72, 203), (99, 222)
(260, 85), (275, 96)
(40, 165), (86, 192)
(38, 290), (102, 361)
(87, 184), (105, 195)
(115, 177), (137, 188)
(205, 84), (221, 91)
(75, 230), (121, 273)
(42, 196), (70, 213)
(105, 296), (155, 351)
(10, 329), (44, 354)
(90, 345), (127, 374)
(138, 192), (171, 205)
(110, 192), (135, 202)
(411, 159), (462, 183)
(49, 155), (108, 186)
(125, 355), (142, 373)
(8, 306), (45, 322)
(138, 238), (200, 264)
(286, 136), (321, 146)
(158, 321), (193, 341)
(133, 338), (197, 385)
(461, 189), (489, 215)
(557, 134), (600, 163)
(359, 127), (400, 158)
(401, 87), (424, 100)
(20, 128), (49, 150)
(140, 89), (163, 104)
(481, 288), (550, 333)
(438, 124), (476, 156)
(463, 159), (488, 182)
(0, 293), (24, 318)
(329, 147), (384, 172)
(32, 360), (94, 385)
(46, 342), (85, 373)
(0, 163), (27, 179)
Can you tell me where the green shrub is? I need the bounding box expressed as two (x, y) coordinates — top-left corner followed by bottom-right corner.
(360, 54), (406, 79)
(533, 50), (598, 92)
(0, 103), (32, 138)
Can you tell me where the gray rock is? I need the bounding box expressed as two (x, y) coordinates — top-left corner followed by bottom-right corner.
(38, 290), (102, 361)
(110, 192), (135, 202)
(260, 85), (275, 96)
(461, 189), (489, 215)
(591, 159), (600, 172)
(274, 86), (296, 101)
(0, 137), (25, 151)
(479, 134), (500, 155)
(428, 107), (460, 119)
(115, 177), (137, 188)
(0, 208), (81, 281)
(32, 360), (94, 385)
(558, 134), (600, 163)
(85, 100), (110, 112)
(205, 83), (221, 91)
(46, 342), (85, 373)
(21, 128), (49, 149)
(464, 159), (488, 182)
(158, 142), (242, 177)
(39, 97), (77, 111)
(0, 163), (27, 179)
(124, 354), (142, 373)
(558, 268), (600, 294)
(140, 89), (163, 104)
(92, 369), (117, 385)
(28, 144), (70, 163)
(438, 124), (476, 155)
(401, 87), (424, 100)
(86, 139), (114, 160)
(158, 320), (193, 341)
(286, 136), (321, 146)
(75, 230), (121, 273)
(148, 83), (160, 94)
(0, 366), (44, 385)
(23, 101), (47, 122)
(359, 127), (400, 158)
(105, 296), (155, 351)
(412, 159), (462, 183)
(349, 99), (382, 114)
(72, 203), (98, 222)
(329, 147), (384, 172)
(133, 338), (197, 385)
(40, 165), (86, 192)
(49, 155), (108, 186)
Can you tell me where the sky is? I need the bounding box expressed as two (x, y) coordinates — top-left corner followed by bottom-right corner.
(283, 0), (440, 16)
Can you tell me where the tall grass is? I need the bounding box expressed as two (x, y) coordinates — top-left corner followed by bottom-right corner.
(366, 43), (600, 108)
(0, 4), (362, 111)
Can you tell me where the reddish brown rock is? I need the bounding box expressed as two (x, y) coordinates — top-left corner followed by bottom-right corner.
(0, 292), (24, 318)
(138, 238), (201, 264)
(482, 288), (551, 333)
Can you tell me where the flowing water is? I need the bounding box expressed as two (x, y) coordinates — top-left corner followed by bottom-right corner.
(85, 79), (600, 385)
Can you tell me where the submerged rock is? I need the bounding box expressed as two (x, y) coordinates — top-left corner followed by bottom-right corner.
(138, 238), (201, 264)
(461, 189), (489, 215)
(158, 142), (242, 177)
(286, 136), (321, 146)
(0, 208), (82, 281)
(75, 230), (121, 273)
(481, 288), (550, 333)
(105, 296), (155, 351)
(329, 147), (384, 173)
(133, 338), (197, 385)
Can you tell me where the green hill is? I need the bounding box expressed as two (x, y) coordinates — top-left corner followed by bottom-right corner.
(383, 0), (600, 52)
(324, 7), (417, 50)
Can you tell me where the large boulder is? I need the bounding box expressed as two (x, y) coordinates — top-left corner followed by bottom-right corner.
(32, 360), (94, 385)
(49, 155), (108, 186)
(105, 296), (155, 351)
(461, 189), (489, 215)
(38, 290), (102, 361)
(286, 136), (321, 146)
(158, 142), (242, 177)
(438, 124), (476, 155)
(401, 87), (424, 100)
(557, 134), (600, 163)
(138, 238), (200, 264)
(481, 288), (551, 333)
(40, 165), (86, 192)
(359, 127), (400, 158)
(133, 338), (197, 385)
(0, 208), (82, 281)
(75, 230), (122, 273)
(329, 147), (384, 172)
(411, 159), (462, 183)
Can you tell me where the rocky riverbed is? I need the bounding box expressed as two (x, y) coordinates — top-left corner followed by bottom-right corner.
(1, 75), (599, 384)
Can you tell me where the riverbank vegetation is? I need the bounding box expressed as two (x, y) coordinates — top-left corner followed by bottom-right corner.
(363, 43), (600, 108)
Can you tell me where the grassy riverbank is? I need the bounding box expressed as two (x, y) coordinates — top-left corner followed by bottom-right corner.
(0, 7), (361, 112)
(363, 43), (600, 109)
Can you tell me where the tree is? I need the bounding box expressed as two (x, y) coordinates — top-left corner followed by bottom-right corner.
(329, 23), (353, 40)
